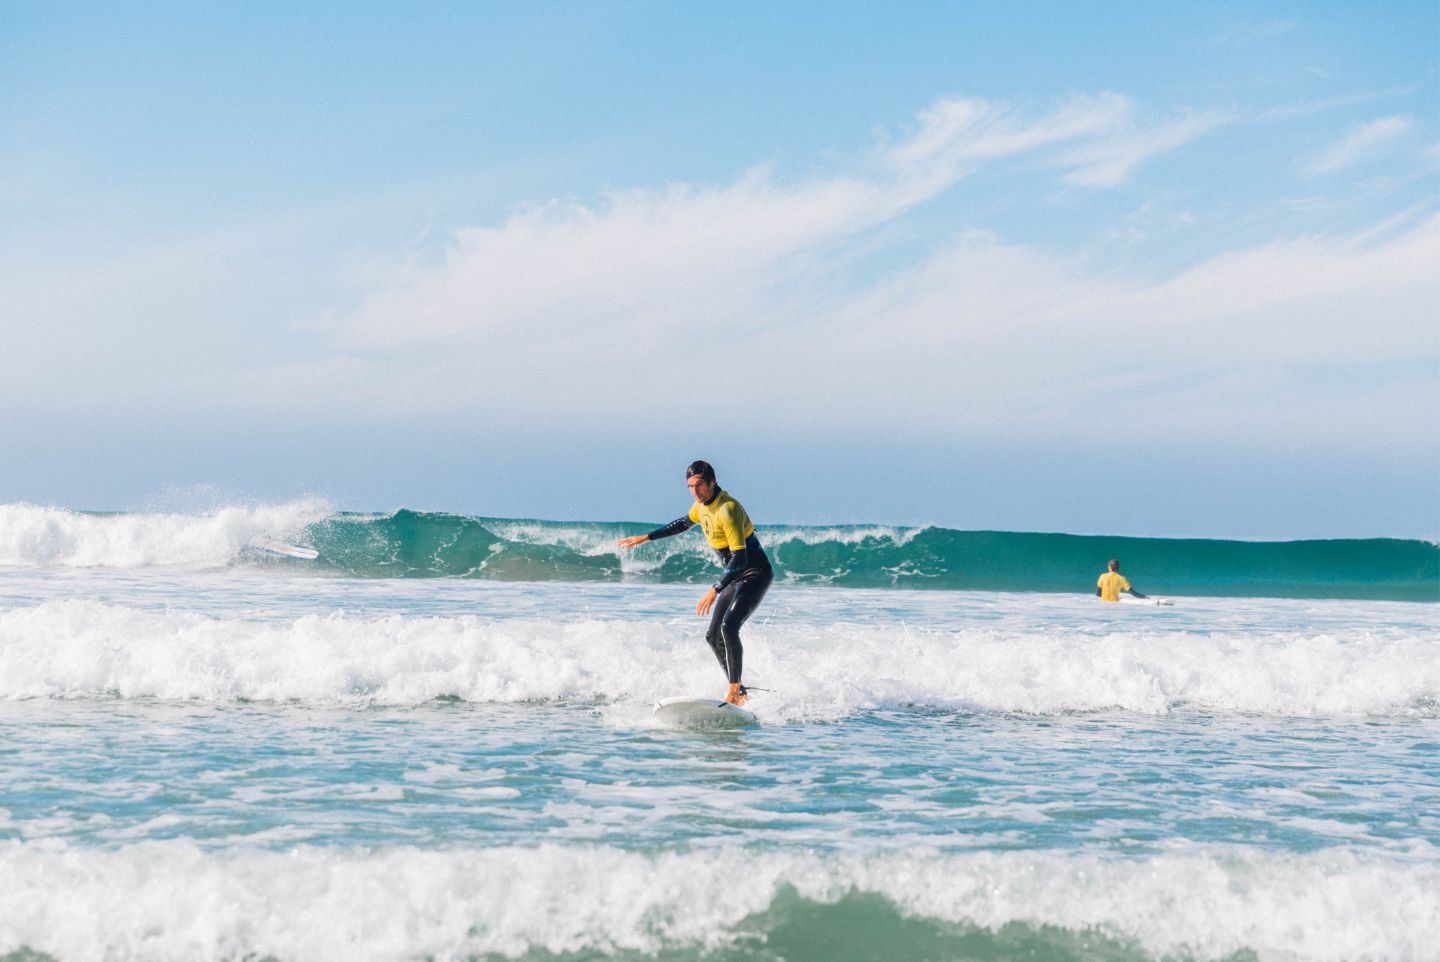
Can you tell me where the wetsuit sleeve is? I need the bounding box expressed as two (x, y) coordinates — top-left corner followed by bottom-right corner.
(713, 545), (749, 593)
(709, 505), (748, 591)
(646, 517), (695, 541)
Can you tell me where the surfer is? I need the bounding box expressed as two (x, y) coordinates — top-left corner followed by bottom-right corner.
(617, 460), (772, 706)
(1097, 559), (1149, 602)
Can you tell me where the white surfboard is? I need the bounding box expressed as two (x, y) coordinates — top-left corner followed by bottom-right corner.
(250, 539), (320, 561)
(1117, 594), (1174, 606)
(653, 696), (758, 729)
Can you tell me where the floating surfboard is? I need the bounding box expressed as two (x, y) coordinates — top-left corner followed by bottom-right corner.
(1117, 594), (1174, 606)
(653, 696), (758, 729)
(250, 539), (320, 561)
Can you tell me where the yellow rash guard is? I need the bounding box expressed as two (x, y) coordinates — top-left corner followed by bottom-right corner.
(688, 489), (754, 551)
(645, 488), (769, 594)
(1097, 571), (1131, 602)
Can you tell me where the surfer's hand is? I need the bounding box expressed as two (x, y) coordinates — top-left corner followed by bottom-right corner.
(696, 589), (717, 616)
(616, 535), (648, 550)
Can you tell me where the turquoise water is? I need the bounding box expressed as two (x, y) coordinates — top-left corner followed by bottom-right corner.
(2, 504), (1434, 600)
(296, 511), (1439, 602)
(0, 504), (1438, 961)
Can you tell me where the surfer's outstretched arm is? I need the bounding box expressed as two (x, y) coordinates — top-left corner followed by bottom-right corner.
(647, 517), (695, 541)
(1127, 587), (1149, 599)
(617, 517), (694, 550)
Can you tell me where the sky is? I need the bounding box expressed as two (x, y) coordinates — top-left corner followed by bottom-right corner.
(1, 1), (1437, 538)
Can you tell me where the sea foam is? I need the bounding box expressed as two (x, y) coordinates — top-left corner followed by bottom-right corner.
(0, 501), (329, 568)
(0, 840), (1434, 962)
(1, 599), (1434, 717)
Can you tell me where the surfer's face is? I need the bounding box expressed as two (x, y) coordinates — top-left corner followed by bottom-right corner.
(687, 476), (715, 502)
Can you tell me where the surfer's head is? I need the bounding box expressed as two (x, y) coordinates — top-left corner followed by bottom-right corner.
(686, 461), (717, 502)
(1108, 559), (1120, 571)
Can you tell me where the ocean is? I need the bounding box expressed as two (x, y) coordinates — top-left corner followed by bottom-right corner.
(0, 501), (1437, 962)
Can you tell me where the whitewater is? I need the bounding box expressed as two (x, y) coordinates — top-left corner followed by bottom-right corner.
(1, 503), (1437, 962)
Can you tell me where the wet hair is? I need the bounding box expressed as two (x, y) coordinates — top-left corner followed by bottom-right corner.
(686, 460), (717, 484)
(1108, 559), (1120, 570)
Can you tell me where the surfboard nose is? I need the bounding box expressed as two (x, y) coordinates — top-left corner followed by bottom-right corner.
(653, 696), (758, 729)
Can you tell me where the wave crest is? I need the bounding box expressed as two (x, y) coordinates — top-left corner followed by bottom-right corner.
(2, 600), (1434, 717)
(2, 504), (1436, 601)
(1, 841), (1434, 962)
(0, 501), (330, 568)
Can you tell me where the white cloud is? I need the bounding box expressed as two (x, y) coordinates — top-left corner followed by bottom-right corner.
(1302, 116), (1414, 176)
(258, 176), (1437, 453)
(880, 93), (1132, 171)
(880, 93), (1225, 190)
(239, 95), (1433, 451)
(1057, 110), (1232, 187)
(328, 95), (1229, 366)
(8, 93), (1430, 462)
(0, 202), (381, 409)
(1256, 87), (1415, 123)
(1209, 19), (1296, 49)
(749, 215), (1438, 443)
(338, 168), (907, 353)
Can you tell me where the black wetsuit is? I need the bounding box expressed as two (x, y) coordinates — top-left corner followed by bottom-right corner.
(646, 500), (773, 685)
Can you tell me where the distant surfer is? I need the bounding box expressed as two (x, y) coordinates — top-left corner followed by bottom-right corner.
(1097, 559), (1148, 602)
(617, 460), (772, 706)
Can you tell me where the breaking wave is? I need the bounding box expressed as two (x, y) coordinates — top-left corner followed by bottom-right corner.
(0, 841), (1435, 962)
(1, 503), (1435, 601)
(2, 600), (1435, 717)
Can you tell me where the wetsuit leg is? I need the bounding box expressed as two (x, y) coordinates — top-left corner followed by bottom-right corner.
(704, 583), (739, 679)
(704, 569), (772, 684)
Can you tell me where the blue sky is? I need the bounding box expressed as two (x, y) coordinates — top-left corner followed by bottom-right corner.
(1, 2), (1436, 537)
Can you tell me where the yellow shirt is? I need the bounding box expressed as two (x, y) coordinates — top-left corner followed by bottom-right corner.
(1097, 571), (1131, 602)
(687, 489), (753, 551)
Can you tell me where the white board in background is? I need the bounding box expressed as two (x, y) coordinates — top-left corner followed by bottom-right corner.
(250, 540), (320, 561)
(653, 696), (758, 729)
(1117, 594), (1174, 606)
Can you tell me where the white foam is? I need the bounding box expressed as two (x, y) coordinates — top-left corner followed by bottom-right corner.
(0, 599), (1435, 716)
(0, 840), (1434, 962)
(484, 519), (697, 577)
(480, 519), (929, 578)
(762, 523), (928, 547)
(484, 520), (623, 556)
(0, 501), (331, 568)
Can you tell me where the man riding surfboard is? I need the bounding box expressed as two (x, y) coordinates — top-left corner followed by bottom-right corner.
(617, 461), (772, 706)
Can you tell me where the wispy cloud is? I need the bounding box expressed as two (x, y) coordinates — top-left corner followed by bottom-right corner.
(1256, 86), (1417, 123)
(1208, 19), (1296, 49)
(758, 214), (1438, 443)
(8, 91), (1430, 463)
(1302, 116), (1414, 176)
(242, 86), (1436, 453)
(880, 93), (1132, 171)
(333, 95), (1183, 358)
(327, 95), (1241, 370)
(1057, 109), (1233, 187)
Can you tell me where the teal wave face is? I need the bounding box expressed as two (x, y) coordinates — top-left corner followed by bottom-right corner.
(0, 889), (1314, 962)
(278, 511), (1440, 602)
(721, 889), (1188, 962)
